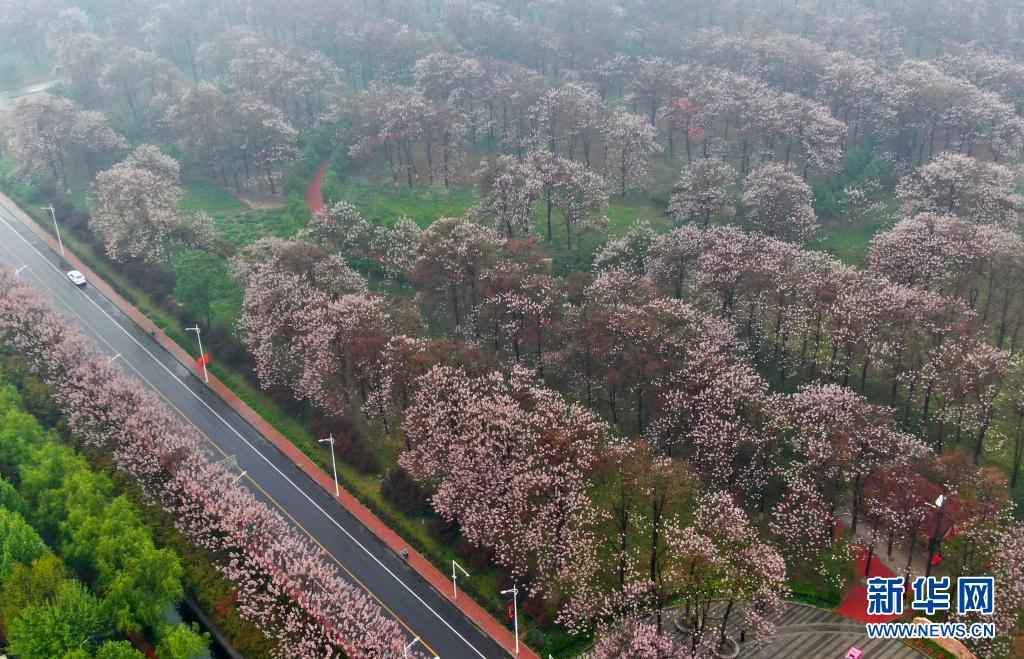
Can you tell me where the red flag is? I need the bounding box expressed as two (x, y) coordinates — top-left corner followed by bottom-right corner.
(197, 353), (211, 367)
(931, 554), (942, 566)
(506, 600), (515, 623)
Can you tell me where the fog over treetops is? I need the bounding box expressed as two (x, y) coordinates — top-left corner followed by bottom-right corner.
(2, 1), (1024, 657)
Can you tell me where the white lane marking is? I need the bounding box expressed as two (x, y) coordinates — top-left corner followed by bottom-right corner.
(0, 207), (490, 659)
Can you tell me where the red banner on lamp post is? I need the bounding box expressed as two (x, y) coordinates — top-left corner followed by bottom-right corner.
(507, 600), (515, 623)
(197, 353), (211, 367)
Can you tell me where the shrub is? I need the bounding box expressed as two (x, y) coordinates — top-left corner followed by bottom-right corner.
(381, 468), (431, 517)
(521, 592), (555, 629)
(20, 377), (58, 427)
(207, 326), (247, 369)
(266, 382), (305, 417)
(305, 417), (380, 473)
(119, 258), (177, 301)
(454, 539), (493, 572)
(426, 516), (459, 545)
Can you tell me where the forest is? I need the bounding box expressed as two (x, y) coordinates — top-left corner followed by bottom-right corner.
(2, 0), (1024, 657)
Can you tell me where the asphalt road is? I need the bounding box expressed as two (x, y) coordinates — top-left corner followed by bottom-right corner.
(0, 197), (508, 659)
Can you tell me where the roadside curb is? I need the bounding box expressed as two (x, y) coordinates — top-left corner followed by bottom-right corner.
(0, 192), (537, 659)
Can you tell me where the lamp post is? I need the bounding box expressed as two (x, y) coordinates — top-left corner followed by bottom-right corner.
(14, 265), (26, 277)
(501, 585), (520, 655)
(320, 433), (339, 496)
(185, 325), (209, 383)
(403, 636), (420, 657)
(41, 203), (64, 256)
(926, 494), (946, 578)
(451, 559), (469, 599)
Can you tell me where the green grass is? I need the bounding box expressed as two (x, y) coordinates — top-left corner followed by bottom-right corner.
(179, 181), (308, 247)
(604, 193), (671, 235)
(786, 540), (857, 610)
(327, 158), (672, 276)
(179, 180), (249, 215)
(809, 214), (896, 266)
(323, 170), (480, 228)
(0, 50), (54, 90)
(0, 156), (34, 198)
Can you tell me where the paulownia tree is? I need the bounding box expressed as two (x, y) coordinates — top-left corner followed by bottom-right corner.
(668, 157), (737, 228)
(592, 615), (689, 659)
(666, 492), (787, 655)
(741, 163), (817, 243)
(783, 383), (928, 536)
(1, 93), (125, 188)
(401, 365), (606, 610)
(530, 150), (609, 253)
(411, 217), (501, 330)
(90, 145), (213, 263)
(896, 152), (1024, 228)
(471, 155), (543, 238)
(233, 94), (302, 194)
(603, 111), (663, 197)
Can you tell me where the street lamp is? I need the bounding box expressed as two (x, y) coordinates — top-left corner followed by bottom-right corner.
(403, 636), (420, 657)
(501, 584), (520, 656)
(320, 433), (339, 496)
(14, 265), (26, 277)
(451, 559), (470, 599)
(185, 325), (209, 383)
(926, 493), (946, 578)
(41, 203), (64, 256)
(108, 352), (122, 363)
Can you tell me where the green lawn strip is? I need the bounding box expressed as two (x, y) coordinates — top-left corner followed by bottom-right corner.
(179, 179), (248, 214)
(323, 165), (670, 276)
(206, 200), (309, 248)
(327, 156), (670, 232)
(604, 194), (672, 235)
(786, 539), (858, 610)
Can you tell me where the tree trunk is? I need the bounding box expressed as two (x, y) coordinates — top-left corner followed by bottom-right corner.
(718, 599), (735, 650)
(1012, 414), (1024, 488)
(620, 151), (628, 197)
(546, 196), (553, 241)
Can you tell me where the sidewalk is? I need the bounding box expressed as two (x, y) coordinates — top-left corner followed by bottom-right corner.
(840, 511), (930, 579)
(1, 192), (536, 659)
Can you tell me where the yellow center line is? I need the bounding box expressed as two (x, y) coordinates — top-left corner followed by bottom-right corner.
(7, 259), (440, 657)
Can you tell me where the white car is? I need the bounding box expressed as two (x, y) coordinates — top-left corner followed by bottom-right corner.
(67, 270), (86, 286)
